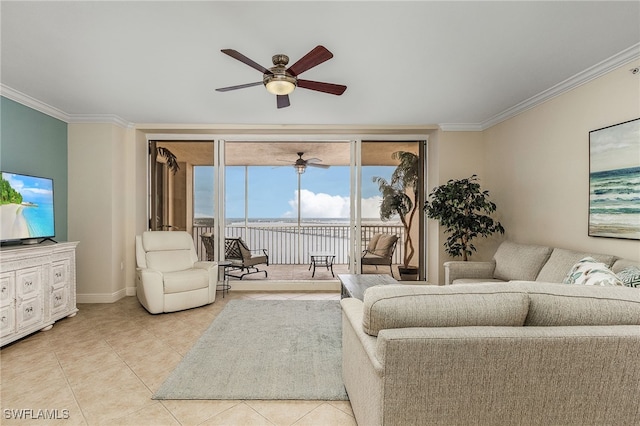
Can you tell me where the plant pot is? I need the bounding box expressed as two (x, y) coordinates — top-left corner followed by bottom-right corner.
(398, 266), (419, 281)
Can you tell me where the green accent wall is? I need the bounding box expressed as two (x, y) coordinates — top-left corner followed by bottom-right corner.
(0, 97), (68, 240)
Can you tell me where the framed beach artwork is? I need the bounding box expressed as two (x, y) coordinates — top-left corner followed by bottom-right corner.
(588, 118), (640, 240)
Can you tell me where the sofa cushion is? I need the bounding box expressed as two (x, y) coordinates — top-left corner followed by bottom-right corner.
(535, 248), (616, 283)
(362, 284), (530, 336)
(611, 258), (640, 275)
(515, 282), (640, 326)
(493, 241), (552, 281)
(452, 278), (506, 284)
(617, 266), (640, 288)
(563, 257), (624, 286)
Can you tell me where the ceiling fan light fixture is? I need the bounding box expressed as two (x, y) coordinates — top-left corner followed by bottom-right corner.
(295, 164), (306, 174)
(264, 76), (296, 95)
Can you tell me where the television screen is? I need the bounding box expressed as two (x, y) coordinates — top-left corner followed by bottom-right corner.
(1, 172), (55, 242)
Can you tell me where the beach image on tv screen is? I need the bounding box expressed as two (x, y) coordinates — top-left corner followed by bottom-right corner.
(1, 172), (55, 241)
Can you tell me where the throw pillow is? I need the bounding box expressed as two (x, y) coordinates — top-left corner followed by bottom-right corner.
(367, 234), (382, 253)
(373, 234), (397, 257)
(617, 266), (640, 288)
(563, 257), (623, 286)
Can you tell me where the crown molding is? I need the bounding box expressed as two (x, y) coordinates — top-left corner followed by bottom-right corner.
(438, 123), (484, 132)
(0, 84), (132, 128)
(478, 42), (640, 131)
(69, 114), (134, 128)
(1, 84), (70, 123)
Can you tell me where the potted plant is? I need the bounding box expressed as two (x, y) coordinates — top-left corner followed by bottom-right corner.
(424, 174), (504, 261)
(373, 151), (420, 280)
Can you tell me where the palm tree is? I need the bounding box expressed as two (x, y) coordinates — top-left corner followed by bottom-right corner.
(373, 151), (420, 271)
(156, 146), (180, 174)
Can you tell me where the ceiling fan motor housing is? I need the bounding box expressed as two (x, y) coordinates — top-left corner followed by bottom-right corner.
(263, 54), (297, 94)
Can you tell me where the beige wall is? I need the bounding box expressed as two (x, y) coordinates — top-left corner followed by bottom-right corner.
(426, 130), (494, 283)
(483, 58), (640, 262)
(68, 123), (134, 302)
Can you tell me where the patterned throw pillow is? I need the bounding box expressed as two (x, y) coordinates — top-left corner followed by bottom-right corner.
(563, 257), (624, 286)
(617, 266), (640, 288)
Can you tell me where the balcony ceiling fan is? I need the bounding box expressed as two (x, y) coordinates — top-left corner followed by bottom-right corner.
(278, 152), (330, 174)
(215, 45), (347, 109)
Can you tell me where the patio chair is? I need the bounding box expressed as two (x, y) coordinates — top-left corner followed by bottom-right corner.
(361, 233), (398, 277)
(201, 232), (215, 261)
(224, 237), (269, 279)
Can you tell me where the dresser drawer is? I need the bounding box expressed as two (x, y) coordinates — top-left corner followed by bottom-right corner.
(52, 261), (68, 287)
(0, 273), (15, 308)
(16, 267), (42, 299)
(16, 295), (43, 331)
(51, 286), (69, 315)
(0, 304), (15, 337)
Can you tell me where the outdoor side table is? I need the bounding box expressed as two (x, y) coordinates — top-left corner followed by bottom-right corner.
(309, 252), (335, 277)
(217, 260), (233, 297)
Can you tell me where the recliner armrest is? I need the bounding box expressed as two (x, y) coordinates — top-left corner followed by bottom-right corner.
(193, 261), (217, 271)
(444, 261), (496, 285)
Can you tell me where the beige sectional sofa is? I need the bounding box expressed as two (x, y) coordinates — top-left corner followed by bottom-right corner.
(444, 240), (639, 285)
(341, 282), (640, 426)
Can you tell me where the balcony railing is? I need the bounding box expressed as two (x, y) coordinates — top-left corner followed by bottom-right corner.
(193, 223), (405, 265)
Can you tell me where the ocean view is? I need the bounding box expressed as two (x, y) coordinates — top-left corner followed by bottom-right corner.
(193, 217), (404, 264)
(589, 166), (640, 239)
(22, 201), (55, 238)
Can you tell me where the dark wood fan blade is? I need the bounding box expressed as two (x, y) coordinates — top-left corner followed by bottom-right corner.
(297, 79), (347, 95)
(277, 94), (290, 109)
(287, 45), (333, 76)
(221, 49), (272, 75)
(215, 81), (263, 92)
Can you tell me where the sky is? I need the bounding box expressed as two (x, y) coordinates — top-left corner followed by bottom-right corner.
(590, 118), (640, 172)
(193, 165), (395, 220)
(2, 172), (54, 205)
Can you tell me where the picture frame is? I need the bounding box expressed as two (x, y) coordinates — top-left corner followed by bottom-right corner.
(588, 118), (640, 240)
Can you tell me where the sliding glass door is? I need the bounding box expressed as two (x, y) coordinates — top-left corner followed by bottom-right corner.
(148, 138), (426, 280)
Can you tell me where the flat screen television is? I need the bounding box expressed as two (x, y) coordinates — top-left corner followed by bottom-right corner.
(1, 172), (55, 244)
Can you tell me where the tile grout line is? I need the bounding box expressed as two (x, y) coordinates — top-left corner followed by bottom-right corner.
(53, 343), (91, 425)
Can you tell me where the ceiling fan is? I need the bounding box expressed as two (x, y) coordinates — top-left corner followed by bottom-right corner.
(215, 45), (347, 109)
(278, 152), (330, 174)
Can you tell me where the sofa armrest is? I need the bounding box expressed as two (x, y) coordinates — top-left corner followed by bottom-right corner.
(444, 261), (496, 285)
(341, 298), (383, 372)
(340, 298), (385, 426)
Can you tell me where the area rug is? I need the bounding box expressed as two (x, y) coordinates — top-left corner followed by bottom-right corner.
(153, 300), (348, 400)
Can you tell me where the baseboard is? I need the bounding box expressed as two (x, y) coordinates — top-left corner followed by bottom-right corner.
(77, 288), (128, 304)
(227, 280), (341, 292)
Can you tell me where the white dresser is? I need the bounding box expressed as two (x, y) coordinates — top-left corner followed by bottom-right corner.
(0, 241), (78, 347)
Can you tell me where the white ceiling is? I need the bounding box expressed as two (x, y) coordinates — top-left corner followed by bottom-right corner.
(2, 1), (639, 129)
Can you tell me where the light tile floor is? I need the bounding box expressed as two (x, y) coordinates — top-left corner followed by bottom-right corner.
(0, 291), (357, 425)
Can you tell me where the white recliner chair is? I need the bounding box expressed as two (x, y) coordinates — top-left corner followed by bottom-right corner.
(135, 231), (218, 314)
